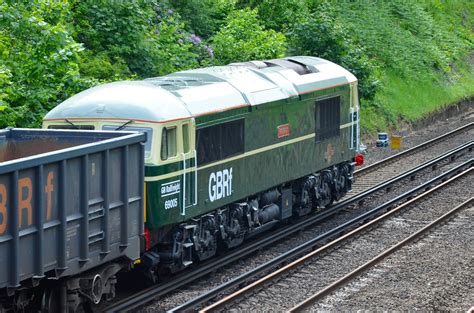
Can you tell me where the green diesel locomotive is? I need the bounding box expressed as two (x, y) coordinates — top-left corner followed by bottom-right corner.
(43, 56), (362, 274)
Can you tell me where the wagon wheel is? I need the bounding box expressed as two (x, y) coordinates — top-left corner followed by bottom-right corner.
(42, 286), (89, 313)
(42, 286), (61, 313)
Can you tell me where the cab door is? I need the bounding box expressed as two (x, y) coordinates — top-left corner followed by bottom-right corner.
(181, 122), (197, 216)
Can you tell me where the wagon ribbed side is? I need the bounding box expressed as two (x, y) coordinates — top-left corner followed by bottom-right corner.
(0, 128), (145, 293)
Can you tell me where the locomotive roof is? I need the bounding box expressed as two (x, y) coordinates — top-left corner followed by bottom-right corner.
(44, 56), (357, 123)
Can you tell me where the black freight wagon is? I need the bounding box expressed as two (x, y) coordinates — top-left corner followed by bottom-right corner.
(0, 128), (145, 311)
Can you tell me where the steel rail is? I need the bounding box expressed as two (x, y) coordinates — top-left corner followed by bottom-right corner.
(172, 160), (473, 313)
(106, 141), (473, 312)
(198, 167), (473, 313)
(289, 196), (474, 312)
(355, 122), (473, 176)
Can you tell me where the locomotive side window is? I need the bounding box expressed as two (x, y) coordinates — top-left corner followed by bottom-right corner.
(182, 123), (190, 153)
(161, 127), (177, 160)
(315, 96), (340, 141)
(197, 119), (244, 165)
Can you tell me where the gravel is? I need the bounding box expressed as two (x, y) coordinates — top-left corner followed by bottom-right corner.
(344, 126), (473, 199)
(308, 196), (473, 311)
(361, 105), (474, 166)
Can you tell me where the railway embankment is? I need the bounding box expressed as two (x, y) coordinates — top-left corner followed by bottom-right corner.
(362, 101), (474, 166)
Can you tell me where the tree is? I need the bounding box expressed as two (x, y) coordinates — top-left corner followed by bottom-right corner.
(71, 1), (212, 78)
(167, 0), (236, 39)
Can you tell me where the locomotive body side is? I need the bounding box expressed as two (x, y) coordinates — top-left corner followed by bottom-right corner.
(143, 85), (358, 231)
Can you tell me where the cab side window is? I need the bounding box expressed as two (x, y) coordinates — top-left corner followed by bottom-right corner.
(161, 127), (177, 160)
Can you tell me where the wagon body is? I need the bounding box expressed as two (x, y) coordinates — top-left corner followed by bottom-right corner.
(0, 128), (145, 290)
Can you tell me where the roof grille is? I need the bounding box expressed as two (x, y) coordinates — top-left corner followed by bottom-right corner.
(145, 77), (208, 89)
(264, 59), (314, 75)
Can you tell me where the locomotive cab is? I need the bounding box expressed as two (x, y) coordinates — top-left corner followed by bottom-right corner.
(43, 119), (155, 161)
(146, 120), (198, 224)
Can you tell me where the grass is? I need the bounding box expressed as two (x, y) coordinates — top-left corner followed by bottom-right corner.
(361, 58), (474, 133)
(330, 0), (474, 134)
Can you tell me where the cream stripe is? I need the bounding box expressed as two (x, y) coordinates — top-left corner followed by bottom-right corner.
(145, 133), (314, 181)
(145, 167), (197, 182)
(198, 133), (316, 170)
(340, 121), (356, 129)
(146, 121), (358, 182)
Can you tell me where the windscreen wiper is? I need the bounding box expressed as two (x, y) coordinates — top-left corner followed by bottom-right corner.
(115, 120), (133, 131)
(65, 119), (79, 129)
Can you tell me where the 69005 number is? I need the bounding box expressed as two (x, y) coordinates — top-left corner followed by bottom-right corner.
(164, 198), (178, 210)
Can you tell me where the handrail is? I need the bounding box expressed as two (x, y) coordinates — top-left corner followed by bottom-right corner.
(181, 153), (186, 216)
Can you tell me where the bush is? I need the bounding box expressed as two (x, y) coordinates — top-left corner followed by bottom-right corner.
(167, 0), (236, 39)
(238, 0), (309, 32)
(71, 1), (213, 78)
(0, 0), (471, 131)
(210, 8), (287, 65)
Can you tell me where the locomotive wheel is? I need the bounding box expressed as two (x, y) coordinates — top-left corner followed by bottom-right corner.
(333, 166), (348, 201)
(319, 174), (333, 208)
(295, 186), (313, 216)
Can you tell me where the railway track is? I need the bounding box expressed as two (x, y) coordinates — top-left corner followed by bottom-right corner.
(288, 197), (473, 312)
(345, 122), (473, 198)
(105, 125), (473, 312)
(194, 165), (473, 312)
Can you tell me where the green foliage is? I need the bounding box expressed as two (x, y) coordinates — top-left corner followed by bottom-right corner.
(78, 50), (133, 81)
(362, 62), (474, 133)
(328, 0), (473, 132)
(288, 3), (380, 100)
(71, 0), (159, 77)
(167, 0), (236, 38)
(210, 8), (286, 65)
(0, 65), (11, 107)
(71, 1), (212, 78)
(238, 0), (309, 32)
(332, 0), (472, 77)
(0, 1), (91, 128)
